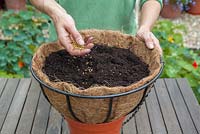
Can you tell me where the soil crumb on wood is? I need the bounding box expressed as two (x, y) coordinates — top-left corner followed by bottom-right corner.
(43, 44), (150, 89)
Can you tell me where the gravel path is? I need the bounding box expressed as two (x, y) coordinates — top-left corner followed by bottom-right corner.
(161, 13), (200, 50)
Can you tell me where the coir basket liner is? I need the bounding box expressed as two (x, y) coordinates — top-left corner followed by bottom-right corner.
(31, 30), (163, 124)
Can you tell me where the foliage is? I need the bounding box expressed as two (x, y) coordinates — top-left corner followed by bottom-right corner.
(0, 6), (50, 77)
(153, 20), (200, 103)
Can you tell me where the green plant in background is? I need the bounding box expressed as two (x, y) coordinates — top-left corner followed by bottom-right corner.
(0, 6), (50, 77)
(153, 20), (200, 103)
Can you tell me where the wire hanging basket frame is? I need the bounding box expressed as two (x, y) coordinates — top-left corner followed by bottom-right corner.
(30, 59), (164, 123)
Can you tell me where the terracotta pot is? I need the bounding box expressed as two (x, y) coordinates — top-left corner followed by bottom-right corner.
(161, 4), (182, 19)
(0, 0), (5, 10)
(187, 0), (200, 15)
(5, 0), (26, 10)
(66, 116), (125, 134)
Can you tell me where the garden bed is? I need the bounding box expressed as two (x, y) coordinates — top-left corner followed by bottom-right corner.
(161, 13), (200, 50)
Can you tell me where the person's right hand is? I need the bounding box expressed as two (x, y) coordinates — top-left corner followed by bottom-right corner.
(52, 12), (94, 56)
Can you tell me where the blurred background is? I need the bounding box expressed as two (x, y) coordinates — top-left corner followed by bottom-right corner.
(0, 0), (199, 102)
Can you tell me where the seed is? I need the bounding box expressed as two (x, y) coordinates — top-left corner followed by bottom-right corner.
(72, 42), (85, 50)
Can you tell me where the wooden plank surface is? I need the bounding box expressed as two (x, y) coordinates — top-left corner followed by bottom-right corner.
(46, 107), (62, 134)
(165, 78), (198, 134)
(176, 78), (200, 133)
(1, 79), (31, 134)
(61, 119), (70, 134)
(0, 79), (19, 131)
(122, 114), (137, 134)
(16, 79), (41, 134)
(31, 92), (51, 134)
(146, 87), (167, 134)
(0, 78), (7, 97)
(135, 101), (152, 134)
(154, 79), (182, 134)
(0, 78), (200, 134)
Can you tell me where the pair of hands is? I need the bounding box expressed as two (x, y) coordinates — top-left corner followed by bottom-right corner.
(54, 13), (161, 56)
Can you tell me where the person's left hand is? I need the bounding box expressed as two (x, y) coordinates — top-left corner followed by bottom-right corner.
(136, 26), (162, 55)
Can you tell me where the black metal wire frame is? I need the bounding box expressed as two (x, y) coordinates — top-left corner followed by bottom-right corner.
(30, 62), (164, 99)
(65, 95), (82, 122)
(39, 84), (51, 103)
(103, 98), (113, 123)
(30, 61), (164, 123)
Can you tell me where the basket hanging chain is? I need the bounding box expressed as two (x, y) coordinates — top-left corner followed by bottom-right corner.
(121, 85), (153, 133)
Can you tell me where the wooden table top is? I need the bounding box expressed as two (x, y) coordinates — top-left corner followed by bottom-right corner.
(0, 78), (199, 134)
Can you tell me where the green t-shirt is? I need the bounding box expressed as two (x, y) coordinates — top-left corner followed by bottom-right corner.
(49, 0), (162, 41)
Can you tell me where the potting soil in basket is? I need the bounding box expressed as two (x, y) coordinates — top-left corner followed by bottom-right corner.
(32, 30), (162, 124)
(43, 44), (150, 89)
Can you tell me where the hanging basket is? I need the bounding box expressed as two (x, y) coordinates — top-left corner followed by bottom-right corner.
(31, 29), (163, 124)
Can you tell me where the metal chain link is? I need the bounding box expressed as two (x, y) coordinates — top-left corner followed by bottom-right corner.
(121, 88), (152, 134)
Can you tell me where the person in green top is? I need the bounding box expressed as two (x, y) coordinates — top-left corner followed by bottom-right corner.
(30, 0), (162, 56)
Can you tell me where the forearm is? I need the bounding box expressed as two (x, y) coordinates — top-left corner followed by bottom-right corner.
(30, 0), (66, 20)
(139, 0), (161, 30)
